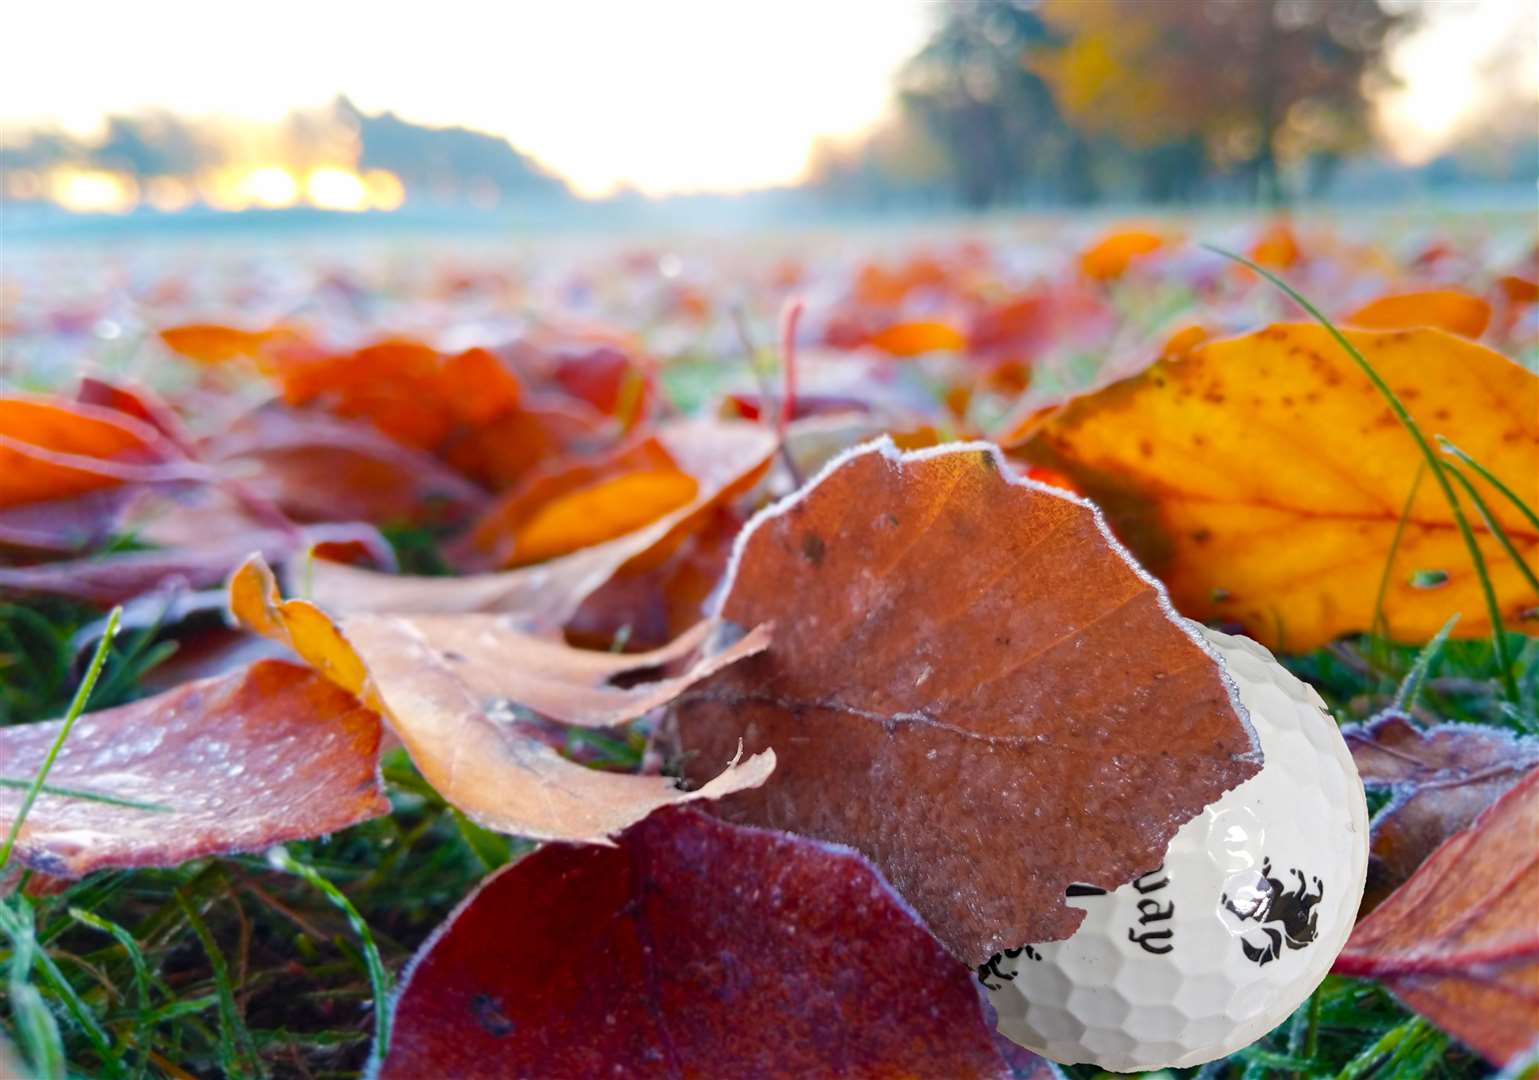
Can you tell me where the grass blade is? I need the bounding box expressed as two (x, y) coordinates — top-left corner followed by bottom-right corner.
(0, 605), (121, 871)
(0, 778), (171, 812)
(267, 845), (393, 1067)
(1370, 462), (1425, 655)
(176, 889), (264, 1079)
(1204, 246), (1520, 702)
(1438, 435), (1539, 535)
(1, 899), (67, 1080)
(1442, 460), (1539, 598)
(1394, 614), (1460, 712)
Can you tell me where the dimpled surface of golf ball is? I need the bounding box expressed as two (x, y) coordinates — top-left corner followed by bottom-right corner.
(984, 625), (1369, 1071)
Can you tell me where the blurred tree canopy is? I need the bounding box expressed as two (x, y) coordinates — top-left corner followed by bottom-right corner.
(810, 0), (1413, 207)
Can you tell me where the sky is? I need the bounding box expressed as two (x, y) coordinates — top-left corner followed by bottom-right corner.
(1, 0), (1531, 197)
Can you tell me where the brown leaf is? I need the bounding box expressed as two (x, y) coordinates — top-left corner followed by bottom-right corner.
(376, 807), (1015, 1080)
(674, 439), (1259, 965)
(0, 524), (385, 605)
(0, 659), (388, 877)
(229, 557), (775, 843)
(203, 406), (487, 526)
(1345, 712), (1539, 914)
(297, 419), (776, 628)
(1334, 764), (1539, 1066)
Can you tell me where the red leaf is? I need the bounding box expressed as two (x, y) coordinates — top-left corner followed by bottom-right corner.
(0, 660), (388, 877)
(675, 439), (1259, 964)
(1334, 765), (1539, 1066)
(377, 807), (1016, 1079)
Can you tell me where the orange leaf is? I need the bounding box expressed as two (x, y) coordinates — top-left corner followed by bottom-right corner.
(0, 659), (388, 876)
(1335, 764), (1539, 1066)
(304, 420), (776, 626)
(1079, 227), (1163, 281)
(1249, 221), (1302, 270)
(268, 338), (522, 449)
(512, 470), (698, 566)
(1346, 289), (1492, 338)
(229, 557), (775, 842)
(463, 435), (683, 568)
(0, 396), (185, 509)
(1018, 324), (1539, 651)
(159, 322), (296, 364)
(866, 320), (967, 358)
(675, 439), (1259, 965)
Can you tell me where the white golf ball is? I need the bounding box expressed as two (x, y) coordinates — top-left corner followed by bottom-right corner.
(984, 625), (1369, 1071)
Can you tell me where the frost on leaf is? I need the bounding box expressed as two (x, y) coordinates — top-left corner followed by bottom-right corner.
(674, 438), (1259, 965)
(1345, 712), (1539, 915)
(229, 556), (775, 843)
(0, 659), (388, 877)
(1335, 765), (1539, 1066)
(376, 807), (1017, 1080)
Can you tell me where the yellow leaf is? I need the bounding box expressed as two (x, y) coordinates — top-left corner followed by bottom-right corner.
(1018, 323), (1538, 651)
(1347, 290), (1492, 339)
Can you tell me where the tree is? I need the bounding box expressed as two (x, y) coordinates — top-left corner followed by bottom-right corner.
(1032, 0), (1412, 204)
(896, 0), (1095, 208)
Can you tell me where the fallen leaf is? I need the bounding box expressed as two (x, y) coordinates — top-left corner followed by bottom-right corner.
(0, 395), (191, 509)
(229, 557), (775, 843)
(1344, 712), (1539, 913)
(866, 320), (967, 358)
(301, 419), (776, 626)
(1334, 764), (1539, 1066)
(271, 338), (522, 449)
(0, 659), (388, 877)
(438, 397), (612, 492)
(159, 322), (296, 364)
(202, 406), (487, 525)
(461, 435), (689, 569)
(0, 487), (136, 554)
(1346, 289), (1492, 338)
(1079, 227), (1163, 281)
(1016, 323), (1539, 651)
(0, 523), (386, 605)
(76, 377), (195, 452)
(1250, 221), (1302, 269)
(376, 807), (1014, 1080)
(673, 438), (1259, 965)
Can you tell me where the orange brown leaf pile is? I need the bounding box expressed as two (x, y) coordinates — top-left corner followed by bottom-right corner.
(1015, 323), (1539, 651)
(0, 660), (388, 876)
(377, 807), (1021, 1080)
(1335, 764), (1539, 1066)
(674, 439), (1260, 965)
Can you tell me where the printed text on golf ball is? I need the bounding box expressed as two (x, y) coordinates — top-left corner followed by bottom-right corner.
(984, 626), (1369, 1072)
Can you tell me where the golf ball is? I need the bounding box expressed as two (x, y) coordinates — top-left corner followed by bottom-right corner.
(984, 625), (1368, 1071)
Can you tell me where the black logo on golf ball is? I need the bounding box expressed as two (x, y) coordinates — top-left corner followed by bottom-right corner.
(1222, 857), (1323, 965)
(976, 945), (1042, 990)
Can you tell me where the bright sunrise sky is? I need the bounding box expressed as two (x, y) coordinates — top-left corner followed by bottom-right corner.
(0, 0), (1531, 198)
